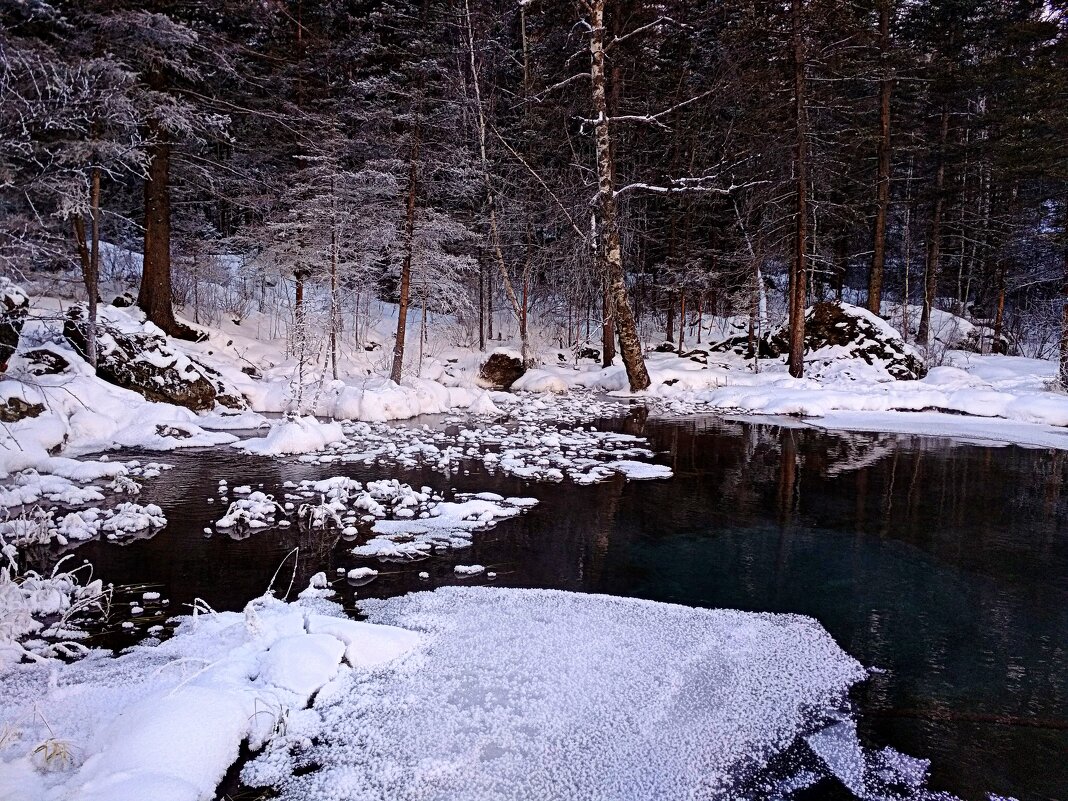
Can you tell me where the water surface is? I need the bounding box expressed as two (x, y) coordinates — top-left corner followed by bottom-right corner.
(49, 415), (1068, 801)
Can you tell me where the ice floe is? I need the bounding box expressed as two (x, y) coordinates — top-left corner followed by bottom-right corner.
(244, 587), (869, 801)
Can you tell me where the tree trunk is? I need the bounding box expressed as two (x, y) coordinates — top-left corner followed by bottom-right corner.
(419, 296), (427, 372)
(601, 277), (616, 367)
(835, 229), (848, 302)
(992, 180), (1019, 353)
(329, 225), (339, 381)
(391, 133), (420, 384)
(677, 293), (686, 355)
(478, 249), (486, 351)
(589, 0), (650, 391)
(918, 107), (950, 345)
(992, 269), (1006, 352)
(138, 124), (195, 340)
(901, 155), (914, 341)
(487, 257), (494, 341)
(665, 291), (675, 343)
(1059, 196), (1068, 386)
(696, 294), (703, 344)
(73, 165), (102, 367)
(868, 0), (893, 315)
(788, 0), (809, 378)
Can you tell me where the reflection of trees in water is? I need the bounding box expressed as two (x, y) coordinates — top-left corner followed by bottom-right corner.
(641, 417), (1068, 575)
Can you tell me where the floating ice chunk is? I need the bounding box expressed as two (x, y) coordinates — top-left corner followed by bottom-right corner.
(453, 564), (485, 576)
(806, 721), (867, 795)
(346, 567), (379, 583)
(605, 460), (673, 480)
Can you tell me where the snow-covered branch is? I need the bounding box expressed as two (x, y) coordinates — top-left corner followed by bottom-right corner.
(613, 177), (770, 199)
(606, 17), (692, 50)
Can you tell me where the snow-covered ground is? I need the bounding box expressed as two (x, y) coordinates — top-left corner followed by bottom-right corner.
(6, 270), (1068, 488)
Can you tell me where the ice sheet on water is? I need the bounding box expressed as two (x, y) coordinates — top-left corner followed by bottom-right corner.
(803, 718), (947, 801)
(244, 587), (867, 801)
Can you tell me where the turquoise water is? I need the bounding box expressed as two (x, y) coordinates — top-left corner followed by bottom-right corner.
(69, 415), (1068, 800)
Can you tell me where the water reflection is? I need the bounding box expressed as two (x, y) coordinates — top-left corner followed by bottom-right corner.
(39, 415), (1068, 801)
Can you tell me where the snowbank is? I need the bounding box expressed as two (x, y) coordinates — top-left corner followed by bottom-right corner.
(0, 337), (236, 479)
(0, 586), (419, 801)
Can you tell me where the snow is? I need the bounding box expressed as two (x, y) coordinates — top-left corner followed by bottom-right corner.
(244, 587), (868, 801)
(352, 491), (537, 560)
(453, 563), (485, 575)
(0, 588), (419, 801)
(236, 415), (345, 456)
(346, 567), (379, 582)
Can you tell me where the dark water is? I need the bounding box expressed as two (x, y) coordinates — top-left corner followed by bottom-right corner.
(50, 415), (1068, 801)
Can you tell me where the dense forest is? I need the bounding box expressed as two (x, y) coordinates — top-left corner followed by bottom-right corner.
(2, 0), (1067, 389)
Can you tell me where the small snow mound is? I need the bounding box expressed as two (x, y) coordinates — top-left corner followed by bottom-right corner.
(453, 564), (485, 576)
(237, 416), (345, 456)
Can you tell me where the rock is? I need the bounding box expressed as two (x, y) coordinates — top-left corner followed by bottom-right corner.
(652, 341), (677, 353)
(708, 334), (779, 359)
(22, 348), (70, 376)
(576, 346), (600, 361)
(771, 302), (925, 381)
(709, 333), (777, 356)
(0, 396), (45, 422)
(155, 424), (193, 439)
(111, 292), (135, 308)
(364, 342), (381, 352)
(681, 349), (708, 364)
(954, 324), (1010, 355)
(0, 277), (29, 372)
(241, 365), (262, 378)
(63, 305), (249, 412)
(478, 351), (525, 390)
(711, 303), (924, 380)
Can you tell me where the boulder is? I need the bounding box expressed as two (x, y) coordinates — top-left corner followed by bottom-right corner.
(708, 334), (779, 359)
(111, 292), (135, 308)
(768, 302), (925, 381)
(712, 302), (923, 380)
(21, 348), (70, 376)
(0, 396), (44, 423)
(63, 305), (248, 412)
(576, 346), (600, 361)
(478, 351), (525, 390)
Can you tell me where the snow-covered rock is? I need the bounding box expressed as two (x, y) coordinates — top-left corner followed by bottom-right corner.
(64, 304), (247, 411)
(769, 302), (925, 381)
(478, 350), (526, 390)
